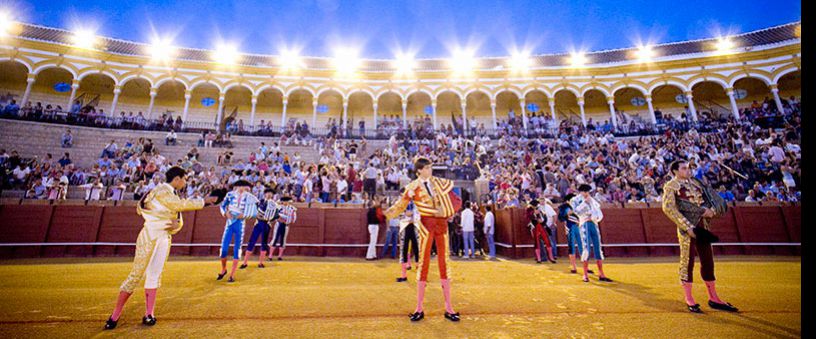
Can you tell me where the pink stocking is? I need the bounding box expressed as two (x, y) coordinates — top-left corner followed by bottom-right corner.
(682, 282), (696, 306)
(144, 288), (157, 316)
(415, 281), (426, 313)
(111, 291), (132, 321)
(705, 280), (724, 303)
(441, 279), (456, 314)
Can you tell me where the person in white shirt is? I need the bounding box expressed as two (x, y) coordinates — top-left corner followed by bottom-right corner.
(81, 178), (105, 201)
(337, 176), (349, 202)
(541, 199), (559, 260)
(165, 130), (177, 146)
(483, 206), (496, 259)
(460, 202), (476, 259)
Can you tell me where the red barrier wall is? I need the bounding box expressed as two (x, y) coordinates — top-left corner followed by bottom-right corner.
(0, 204), (801, 259)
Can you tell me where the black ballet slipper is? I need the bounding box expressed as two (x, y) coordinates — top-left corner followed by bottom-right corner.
(708, 300), (738, 312)
(409, 311), (424, 321)
(104, 316), (118, 330)
(444, 311), (461, 322)
(142, 315), (157, 326)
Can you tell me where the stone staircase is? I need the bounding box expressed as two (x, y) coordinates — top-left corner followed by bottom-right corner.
(0, 119), (390, 169)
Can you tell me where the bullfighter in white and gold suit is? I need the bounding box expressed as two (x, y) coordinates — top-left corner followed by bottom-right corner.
(104, 167), (216, 329)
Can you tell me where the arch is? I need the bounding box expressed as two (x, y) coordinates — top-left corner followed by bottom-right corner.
(434, 88), (463, 102)
(772, 64), (800, 84)
(492, 85), (523, 101)
(31, 62), (78, 78)
(154, 76), (189, 91)
(254, 83), (286, 97)
(0, 58), (33, 73)
(728, 71), (772, 88)
(189, 78), (224, 93)
(346, 87), (375, 101)
(687, 74), (729, 90)
(552, 85), (582, 100)
(579, 84), (612, 98)
(284, 85), (316, 98)
(119, 72), (155, 88)
(610, 81), (648, 96)
(647, 78), (689, 94)
(404, 87), (434, 102)
(316, 87), (345, 100)
(522, 87), (552, 100)
(222, 81), (253, 94)
(76, 69), (120, 85)
(375, 88), (405, 102)
(154, 78), (187, 102)
(463, 87), (491, 101)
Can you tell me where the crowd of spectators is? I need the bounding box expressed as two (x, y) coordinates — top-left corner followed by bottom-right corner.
(1, 94), (801, 210)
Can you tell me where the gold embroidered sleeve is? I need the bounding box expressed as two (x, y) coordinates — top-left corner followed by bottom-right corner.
(385, 183), (414, 220)
(155, 186), (205, 213)
(661, 181), (695, 232)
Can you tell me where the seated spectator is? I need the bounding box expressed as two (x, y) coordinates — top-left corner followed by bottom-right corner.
(10, 163), (31, 188)
(26, 178), (48, 199)
(3, 99), (20, 116)
(166, 129), (178, 146)
(61, 128), (73, 148)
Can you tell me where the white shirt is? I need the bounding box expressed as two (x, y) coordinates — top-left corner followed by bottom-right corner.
(337, 179), (348, 194)
(541, 204), (557, 227)
(483, 211), (495, 235)
(461, 208), (475, 232)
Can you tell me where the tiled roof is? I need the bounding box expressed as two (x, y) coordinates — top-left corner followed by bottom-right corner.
(15, 21), (800, 72)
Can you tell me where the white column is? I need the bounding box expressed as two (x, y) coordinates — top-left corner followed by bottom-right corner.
(182, 91), (192, 124)
(490, 101), (497, 130)
(216, 92), (226, 132)
(373, 103), (379, 130)
(431, 100), (438, 129)
(607, 96), (618, 128)
(549, 99), (556, 120)
(281, 98), (289, 132)
(460, 103), (467, 136)
(685, 91), (698, 121)
(577, 100), (587, 127)
(645, 95), (657, 124)
(67, 79), (80, 109)
(311, 97), (317, 128)
(109, 85), (122, 116)
(401, 99), (408, 129)
(770, 85), (785, 114)
(519, 99), (528, 130)
(21, 73), (36, 107)
(342, 98), (349, 136)
(250, 95), (258, 128)
(726, 88), (741, 120)
(146, 88), (157, 119)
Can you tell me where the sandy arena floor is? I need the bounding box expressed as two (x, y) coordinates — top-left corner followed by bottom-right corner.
(0, 255), (801, 338)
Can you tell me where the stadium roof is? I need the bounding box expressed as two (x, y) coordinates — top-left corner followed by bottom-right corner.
(13, 21), (801, 72)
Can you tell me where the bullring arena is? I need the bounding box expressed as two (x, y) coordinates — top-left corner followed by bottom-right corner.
(0, 2), (802, 338)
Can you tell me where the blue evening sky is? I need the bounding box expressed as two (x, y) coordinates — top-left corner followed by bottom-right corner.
(5, 0), (801, 59)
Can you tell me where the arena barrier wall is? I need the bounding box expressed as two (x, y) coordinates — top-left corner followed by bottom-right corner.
(0, 203), (801, 259)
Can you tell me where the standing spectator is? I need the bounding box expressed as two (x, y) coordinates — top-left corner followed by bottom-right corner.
(484, 206), (496, 260)
(363, 162), (378, 198)
(381, 214), (400, 259)
(81, 177), (105, 201)
(461, 202), (475, 259)
(365, 200), (381, 260)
